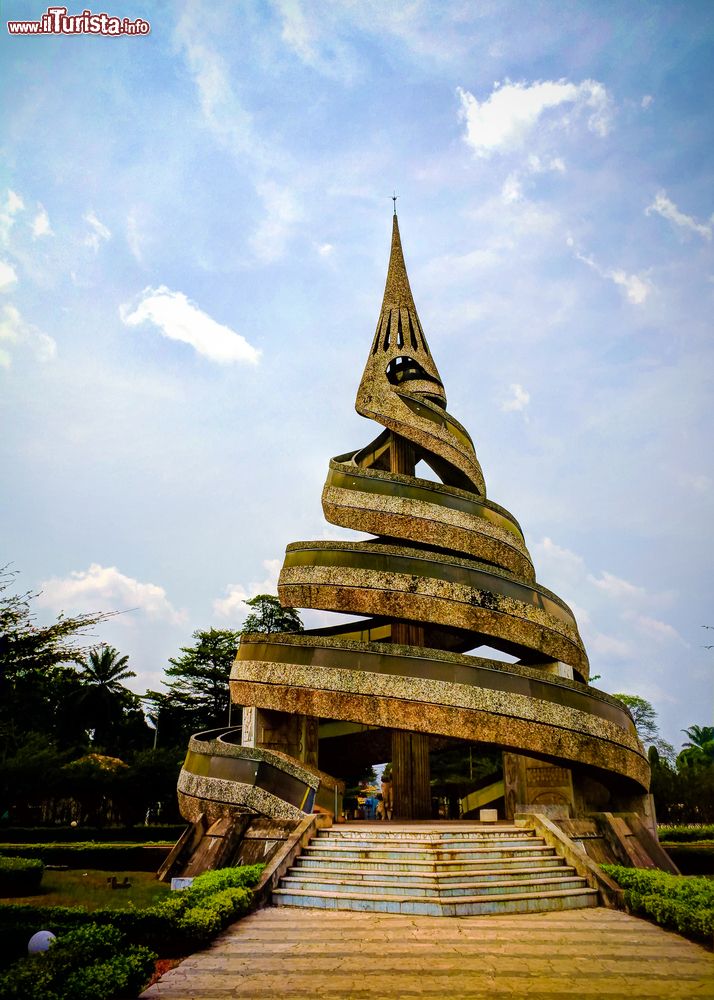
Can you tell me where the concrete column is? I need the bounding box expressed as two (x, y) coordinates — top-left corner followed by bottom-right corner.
(388, 432), (431, 819)
(391, 729), (432, 819)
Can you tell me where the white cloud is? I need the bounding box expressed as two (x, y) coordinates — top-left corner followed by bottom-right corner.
(38, 563), (185, 624)
(250, 182), (302, 263)
(173, 10), (275, 168)
(500, 382), (530, 412)
(0, 260), (18, 292)
(83, 210), (111, 251)
(623, 611), (683, 644)
(645, 190), (712, 241)
(501, 155), (566, 203)
(569, 239), (652, 305)
(32, 205), (53, 238)
(120, 285), (261, 365)
(0, 303), (56, 367)
(679, 472), (712, 494)
(317, 242), (334, 256)
(533, 537), (586, 583)
(0, 189), (24, 244)
(457, 78), (612, 157)
(276, 0), (318, 66)
(126, 211), (143, 263)
(213, 558), (282, 619)
(589, 632), (632, 659)
(588, 570), (646, 601)
(641, 94), (654, 109)
(526, 153), (566, 174)
(608, 269), (651, 305)
(501, 173), (522, 203)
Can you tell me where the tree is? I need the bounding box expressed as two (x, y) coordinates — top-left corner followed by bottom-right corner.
(75, 645), (147, 751)
(679, 725), (714, 765)
(0, 568), (114, 756)
(611, 693), (675, 762)
(147, 597), (304, 745)
(241, 594), (304, 634)
(150, 628), (242, 737)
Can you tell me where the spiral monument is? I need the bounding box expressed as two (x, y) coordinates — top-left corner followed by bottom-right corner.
(178, 211), (651, 835)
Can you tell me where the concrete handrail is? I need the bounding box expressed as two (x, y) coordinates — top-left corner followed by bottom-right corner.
(516, 812), (624, 909)
(253, 812), (333, 907)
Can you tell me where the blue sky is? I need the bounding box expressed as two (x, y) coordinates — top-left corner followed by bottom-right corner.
(1, 0), (712, 749)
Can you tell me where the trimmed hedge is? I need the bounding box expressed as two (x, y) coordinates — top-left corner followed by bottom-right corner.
(0, 863), (264, 963)
(0, 857), (44, 896)
(658, 825), (714, 843)
(0, 826), (184, 844)
(602, 864), (714, 943)
(0, 923), (156, 1000)
(0, 844), (168, 871)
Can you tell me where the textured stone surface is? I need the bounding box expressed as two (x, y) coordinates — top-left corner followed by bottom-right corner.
(230, 661), (648, 789)
(141, 906), (714, 999)
(279, 559), (589, 675)
(322, 483), (535, 579)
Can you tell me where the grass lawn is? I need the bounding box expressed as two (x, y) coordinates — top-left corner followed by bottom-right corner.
(0, 868), (171, 909)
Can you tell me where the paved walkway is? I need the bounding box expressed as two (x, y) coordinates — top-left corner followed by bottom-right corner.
(142, 905), (714, 999)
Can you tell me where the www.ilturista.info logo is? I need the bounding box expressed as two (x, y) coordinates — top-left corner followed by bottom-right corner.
(7, 6), (150, 35)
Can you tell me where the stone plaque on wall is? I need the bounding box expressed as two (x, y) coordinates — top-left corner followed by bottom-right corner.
(503, 752), (575, 819)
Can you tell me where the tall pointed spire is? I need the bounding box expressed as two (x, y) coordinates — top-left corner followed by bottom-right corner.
(380, 213), (419, 316)
(361, 212), (445, 399)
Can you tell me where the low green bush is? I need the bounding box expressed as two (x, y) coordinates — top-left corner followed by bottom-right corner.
(0, 863), (264, 963)
(602, 864), (714, 942)
(0, 923), (156, 1000)
(0, 826), (184, 844)
(0, 856), (44, 896)
(0, 844), (167, 871)
(658, 825), (714, 843)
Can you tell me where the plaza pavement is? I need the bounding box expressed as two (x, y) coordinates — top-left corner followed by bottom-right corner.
(141, 904), (714, 999)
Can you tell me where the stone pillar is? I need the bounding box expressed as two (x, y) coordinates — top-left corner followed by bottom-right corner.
(388, 432), (431, 819)
(392, 730), (431, 819)
(503, 752), (575, 820)
(242, 706), (318, 766)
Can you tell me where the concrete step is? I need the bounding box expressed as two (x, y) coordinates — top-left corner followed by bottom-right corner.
(317, 829), (534, 843)
(315, 837), (541, 851)
(302, 844), (555, 861)
(275, 823), (599, 917)
(280, 875), (588, 898)
(273, 885), (599, 916)
(287, 863), (577, 886)
(295, 853), (564, 872)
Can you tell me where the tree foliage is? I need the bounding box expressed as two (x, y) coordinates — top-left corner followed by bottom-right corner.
(241, 594), (304, 634)
(74, 645), (144, 750)
(0, 568), (117, 758)
(148, 628), (241, 738)
(611, 692), (675, 762)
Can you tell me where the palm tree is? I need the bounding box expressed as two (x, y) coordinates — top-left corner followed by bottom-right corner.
(682, 725), (714, 749)
(76, 645), (138, 748)
(681, 725), (714, 764)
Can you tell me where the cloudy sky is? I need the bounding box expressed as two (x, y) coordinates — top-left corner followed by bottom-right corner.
(1, 1), (712, 749)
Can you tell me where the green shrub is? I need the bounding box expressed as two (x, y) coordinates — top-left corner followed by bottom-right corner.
(182, 863), (263, 903)
(602, 864), (714, 942)
(0, 923), (156, 1000)
(0, 826), (184, 844)
(0, 856), (44, 896)
(0, 844), (167, 871)
(658, 825), (714, 843)
(0, 864), (264, 963)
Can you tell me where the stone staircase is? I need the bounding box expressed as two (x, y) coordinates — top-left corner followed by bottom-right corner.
(272, 823), (599, 916)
